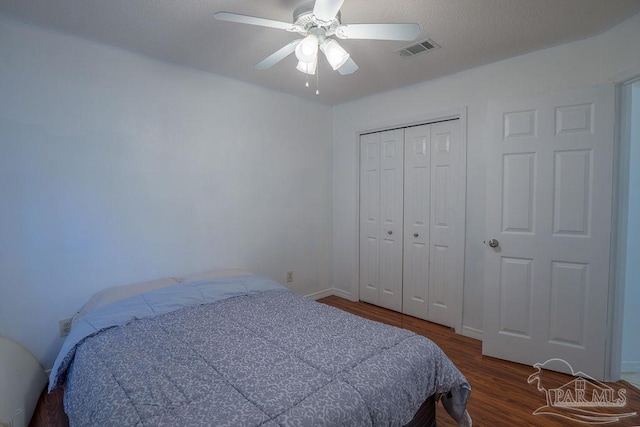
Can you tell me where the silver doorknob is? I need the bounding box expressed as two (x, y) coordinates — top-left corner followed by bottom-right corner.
(413, 233), (419, 238)
(488, 239), (499, 248)
(387, 230), (393, 235)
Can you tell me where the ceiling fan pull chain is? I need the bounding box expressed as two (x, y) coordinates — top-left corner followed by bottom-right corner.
(316, 63), (320, 95)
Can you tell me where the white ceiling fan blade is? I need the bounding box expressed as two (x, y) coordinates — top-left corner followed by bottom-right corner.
(214, 12), (294, 31)
(338, 57), (358, 75)
(255, 40), (302, 69)
(336, 23), (420, 41)
(313, 0), (344, 22)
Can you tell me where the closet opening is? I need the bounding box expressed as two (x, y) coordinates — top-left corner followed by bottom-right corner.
(357, 113), (466, 332)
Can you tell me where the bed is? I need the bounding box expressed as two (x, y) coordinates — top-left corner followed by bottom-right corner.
(49, 271), (471, 426)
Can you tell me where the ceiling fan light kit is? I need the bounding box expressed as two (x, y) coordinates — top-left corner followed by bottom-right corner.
(213, 0), (420, 91)
(297, 58), (317, 75)
(295, 33), (319, 64)
(320, 38), (350, 70)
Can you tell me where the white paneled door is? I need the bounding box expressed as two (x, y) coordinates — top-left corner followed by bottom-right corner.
(359, 129), (404, 311)
(402, 122), (464, 329)
(402, 125), (431, 318)
(360, 119), (464, 330)
(359, 132), (382, 306)
(483, 85), (615, 380)
(427, 121), (464, 328)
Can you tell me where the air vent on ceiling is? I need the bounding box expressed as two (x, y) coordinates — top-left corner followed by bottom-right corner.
(395, 38), (440, 58)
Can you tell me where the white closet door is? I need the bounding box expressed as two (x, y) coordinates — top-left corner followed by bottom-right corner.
(403, 124), (431, 318)
(378, 129), (404, 311)
(359, 132), (381, 305)
(359, 129), (404, 311)
(428, 120), (463, 329)
(402, 120), (464, 328)
(359, 119), (464, 328)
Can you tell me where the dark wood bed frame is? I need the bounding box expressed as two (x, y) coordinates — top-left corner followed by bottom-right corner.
(30, 386), (436, 427)
(405, 394), (437, 427)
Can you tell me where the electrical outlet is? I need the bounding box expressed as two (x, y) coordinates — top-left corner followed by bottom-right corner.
(59, 318), (72, 337)
(286, 270), (294, 283)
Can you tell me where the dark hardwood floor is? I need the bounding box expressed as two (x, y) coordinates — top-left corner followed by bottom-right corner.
(319, 296), (640, 427)
(31, 295), (640, 426)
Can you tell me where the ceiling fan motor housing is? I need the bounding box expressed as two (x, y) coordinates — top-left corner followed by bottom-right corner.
(293, 1), (341, 35)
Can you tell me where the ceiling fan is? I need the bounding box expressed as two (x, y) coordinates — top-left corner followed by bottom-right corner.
(213, 0), (421, 77)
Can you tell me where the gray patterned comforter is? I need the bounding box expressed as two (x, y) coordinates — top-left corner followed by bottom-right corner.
(53, 276), (470, 426)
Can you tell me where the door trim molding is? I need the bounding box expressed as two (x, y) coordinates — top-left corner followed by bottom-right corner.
(608, 66), (640, 381)
(354, 107), (468, 334)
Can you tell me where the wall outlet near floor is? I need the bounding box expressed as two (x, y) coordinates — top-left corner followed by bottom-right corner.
(59, 318), (72, 337)
(286, 270), (294, 283)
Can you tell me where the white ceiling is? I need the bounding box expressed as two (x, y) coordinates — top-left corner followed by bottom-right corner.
(1, 0), (639, 105)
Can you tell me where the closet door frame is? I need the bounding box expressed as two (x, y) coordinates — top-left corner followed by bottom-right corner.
(355, 107), (468, 334)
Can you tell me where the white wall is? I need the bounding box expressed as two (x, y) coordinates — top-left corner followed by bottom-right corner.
(0, 17), (332, 369)
(622, 81), (640, 372)
(331, 13), (640, 336)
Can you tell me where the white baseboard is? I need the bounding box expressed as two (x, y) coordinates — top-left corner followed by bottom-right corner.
(331, 288), (357, 302)
(462, 326), (482, 341)
(621, 361), (640, 373)
(304, 288), (358, 302)
(304, 289), (335, 300)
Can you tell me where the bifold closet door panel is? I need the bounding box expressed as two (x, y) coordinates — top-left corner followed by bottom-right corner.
(402, 124), (431, 320)
(359, 129), (404, 311)
(428, 120), (463, 328)
(359, 132), (381, 306)
(377, 129), (404, 312)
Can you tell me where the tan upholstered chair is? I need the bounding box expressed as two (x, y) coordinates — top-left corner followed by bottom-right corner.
(0, 336), (47, 427)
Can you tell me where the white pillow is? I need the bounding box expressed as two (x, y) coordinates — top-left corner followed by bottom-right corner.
(72, 277), (179, 323)
(177, 268), (251, 283)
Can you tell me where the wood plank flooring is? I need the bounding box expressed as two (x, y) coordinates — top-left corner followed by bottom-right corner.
(319, 295), (640, 427)
(31, 295), (640, 426)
